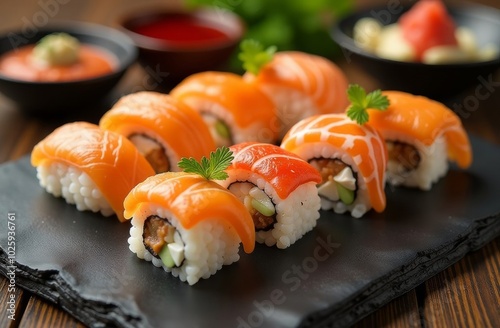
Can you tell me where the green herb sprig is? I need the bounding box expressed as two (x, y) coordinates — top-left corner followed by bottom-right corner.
(238, 39), (277, 75)
(346, 84), (390, 125)
(178, 147), (234, 180)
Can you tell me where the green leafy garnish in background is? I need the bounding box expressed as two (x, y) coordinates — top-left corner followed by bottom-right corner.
(185, 0), (353, 72)
(178, 147), (234, 180)
(346, 84), (390, 125)
(238, 39), (276, 75)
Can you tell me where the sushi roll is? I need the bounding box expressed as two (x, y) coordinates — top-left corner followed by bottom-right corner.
(124, 148), (255, 285)
(100, 91), (215, 173)
(170, 71), (279, 147)
(367, 91), (472, 190)
(31, 122), (155, 221)
(240, 40), (349, 137)
(217, 142), (322, 249)
(281, 113), (388, 218)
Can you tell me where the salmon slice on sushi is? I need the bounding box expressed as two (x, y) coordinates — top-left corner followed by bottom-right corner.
(170, 71), (279, 147)
(240, 40), (349, 137)
(100, 91), (215, 173)
(281, 85), (389, 218)
(31, 122), (155, 222)
(367, 91), (472, 190)
(124, 148), (255, 285)
(217, 142), (322, 249)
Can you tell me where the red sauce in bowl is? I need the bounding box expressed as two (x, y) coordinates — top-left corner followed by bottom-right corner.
(0, 44), (116, 82)
(130, 15), (231, 47)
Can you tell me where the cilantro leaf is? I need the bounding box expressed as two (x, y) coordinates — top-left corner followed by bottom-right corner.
(178, 147), (234, 180)
(365, 89), (390, 110)
(346, 104), (369, 125)
(346, 84), (390, 125)
(238, 39), (276, 75)
(347, 84), (366, 107)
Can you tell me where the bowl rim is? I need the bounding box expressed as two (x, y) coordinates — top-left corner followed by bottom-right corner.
(0, 21), (138, 85)
(116, 7), (245, 52)
(331, 2), (500, 69)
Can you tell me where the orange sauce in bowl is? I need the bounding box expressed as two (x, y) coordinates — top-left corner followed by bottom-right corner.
(0, 44), (116, 82)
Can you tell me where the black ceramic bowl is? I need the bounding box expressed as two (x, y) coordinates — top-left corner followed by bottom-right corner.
(0, 22), (137, 116)
(118, 8), (244, 86)
(331, 3), (500, 97)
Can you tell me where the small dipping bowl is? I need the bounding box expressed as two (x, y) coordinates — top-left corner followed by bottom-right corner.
(0, 22), (137, 116)
(119, 8), (245, 86)
(331, 3), (500, 98)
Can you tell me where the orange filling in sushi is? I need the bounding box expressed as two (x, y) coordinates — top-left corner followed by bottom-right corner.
(129, 134), (170, 173)
(386, 141), (421, 173)
(142, 215), (186, 268)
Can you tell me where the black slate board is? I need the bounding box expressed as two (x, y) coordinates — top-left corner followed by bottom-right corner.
(1, 136), (499, 328)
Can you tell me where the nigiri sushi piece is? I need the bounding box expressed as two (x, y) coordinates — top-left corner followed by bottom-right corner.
(217, 142), (322, 249)
(241, 40), (349, 137)
(367, 91), (472, 190)
(31, 122), (155, 221)
(281, 114), (388, 218)
(124, 170), (255, 285)
(170, 71), (279, 147)
(100, 91), (215, 173)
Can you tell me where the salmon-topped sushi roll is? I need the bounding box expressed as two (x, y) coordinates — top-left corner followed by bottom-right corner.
(125, 148), (255, 285)
(281, 113), (388, 218)
(367, 91), (472, 190)
(281, 86), (390, 218)
(31, 122), (155, 222)
(170, 71), (279, 147)
(100, 91), (215, 173)
(217, 142), (322, 249)
(240, 40), (349, 137)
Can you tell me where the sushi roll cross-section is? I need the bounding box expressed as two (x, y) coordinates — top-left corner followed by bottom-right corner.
(100, 91), (215, 173)
(31, 122), (155, 222)
(124, 147), (255, 285)
(218, 142), (322, 249)
(171, 71), (279, 148)
(240, 40), (349, 138)
(367, 91), (472, 190)
(281, 85), (389, 218)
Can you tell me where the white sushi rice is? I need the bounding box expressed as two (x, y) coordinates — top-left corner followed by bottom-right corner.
(221, 174), (321, 249)
(36, 162), (114, 216)
(260, 86), (318, 138)
(383, 132), (448, 190)
(180, 98), (278, 146)
(128, 204), (241, 285)
(291, 142), (373, 219)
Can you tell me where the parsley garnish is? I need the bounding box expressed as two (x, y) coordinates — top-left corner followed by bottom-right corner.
(177, 147), (234, 180)
(238, 39), (277, 75)
(346, 84), (390, 125)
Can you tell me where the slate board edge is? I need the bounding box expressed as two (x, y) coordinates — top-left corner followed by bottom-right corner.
(1, 213), (498, 328)
(0, 260), (143, 328)
(300, 213), (500, 328)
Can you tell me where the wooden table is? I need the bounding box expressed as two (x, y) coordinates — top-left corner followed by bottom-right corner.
(0, 0), (499, 327)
